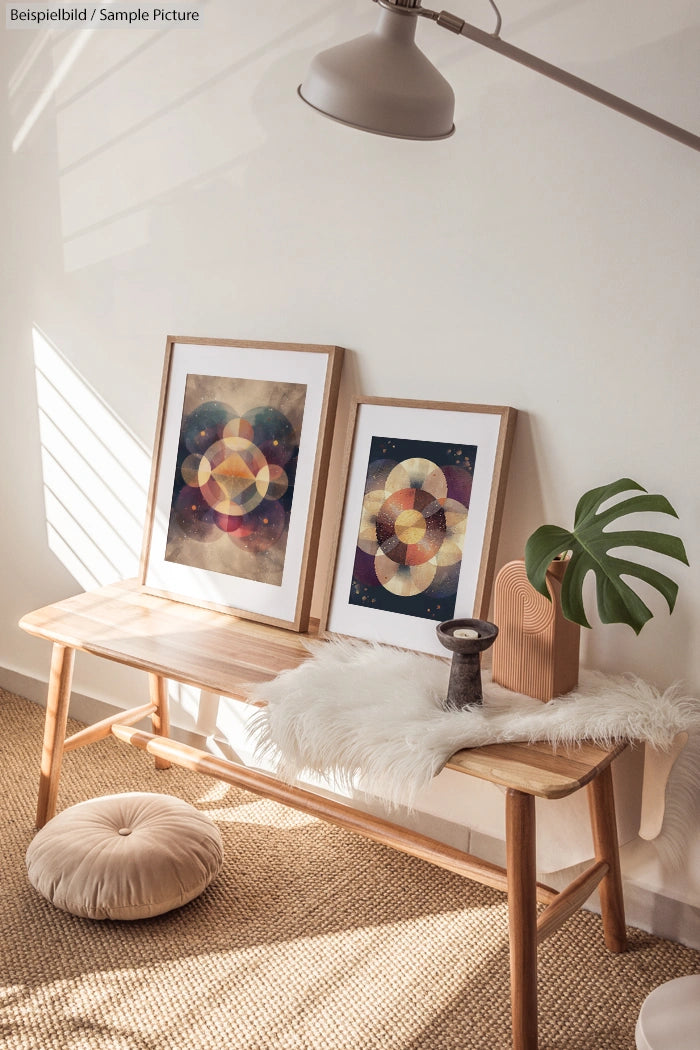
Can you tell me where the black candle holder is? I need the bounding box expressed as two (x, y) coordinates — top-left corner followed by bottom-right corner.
(436, 618), (499, 709)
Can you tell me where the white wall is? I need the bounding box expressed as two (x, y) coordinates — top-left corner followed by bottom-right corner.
(2, 0), (698, 939)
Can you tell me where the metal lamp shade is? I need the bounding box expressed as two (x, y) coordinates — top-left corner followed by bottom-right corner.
(298, 8), (455, 140)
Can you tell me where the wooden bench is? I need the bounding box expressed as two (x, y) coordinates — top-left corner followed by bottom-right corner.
(20, 578), (627, 1050)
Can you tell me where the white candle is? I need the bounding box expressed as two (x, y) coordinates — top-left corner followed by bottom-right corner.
(453, 627), (479, 640)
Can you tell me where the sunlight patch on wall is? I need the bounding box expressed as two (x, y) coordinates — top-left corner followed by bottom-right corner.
(12, 30), (96, 153)
(8, 28), (52, 100)
(33, 325), (150, 590)
(167, 680), (209, 730)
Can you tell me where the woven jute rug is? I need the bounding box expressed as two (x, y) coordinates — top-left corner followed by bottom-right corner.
(1, 688), (698, 1050)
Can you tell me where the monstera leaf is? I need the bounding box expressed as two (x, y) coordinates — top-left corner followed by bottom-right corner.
(524, 479), (688, 634)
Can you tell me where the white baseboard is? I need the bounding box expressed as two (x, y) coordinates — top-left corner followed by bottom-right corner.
(0, 667), (113, 725)
(0, 667), (219, 751)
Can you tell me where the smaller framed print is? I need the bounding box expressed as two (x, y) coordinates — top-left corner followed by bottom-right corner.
(321, 397), (516, 656)
(140, 336), (343, 630)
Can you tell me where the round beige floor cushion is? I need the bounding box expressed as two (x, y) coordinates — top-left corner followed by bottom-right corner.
(26, 792), (224, 920)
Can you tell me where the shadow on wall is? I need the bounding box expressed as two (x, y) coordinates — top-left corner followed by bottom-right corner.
(8, 2), (332, 272)
(32, 325), (151, 589)
(31, 326), (240, 729)
(8, 2), (698, 280)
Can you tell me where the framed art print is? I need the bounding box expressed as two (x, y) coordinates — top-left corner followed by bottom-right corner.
(140, 336), (343, 630)
(321, 397), (516, 656)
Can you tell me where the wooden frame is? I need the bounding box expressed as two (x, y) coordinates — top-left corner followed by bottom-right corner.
(322, 397), (516, 655)
(140, 336), (343, 631)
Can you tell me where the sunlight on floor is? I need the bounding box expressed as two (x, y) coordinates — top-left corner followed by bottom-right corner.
(0, 903), (505, 1050)
(206, 798), (320, 828)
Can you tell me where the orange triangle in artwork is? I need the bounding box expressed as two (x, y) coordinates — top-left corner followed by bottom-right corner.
(213, 453), (255, 480)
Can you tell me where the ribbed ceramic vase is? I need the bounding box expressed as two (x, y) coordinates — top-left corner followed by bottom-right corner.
(491, 558), (580, 702)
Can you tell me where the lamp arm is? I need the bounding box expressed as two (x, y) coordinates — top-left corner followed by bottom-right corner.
(417, 5), (700, 153)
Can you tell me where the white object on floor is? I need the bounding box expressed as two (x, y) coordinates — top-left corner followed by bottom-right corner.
(635, 974), (700, 1049)
(26, 792), (223, 920)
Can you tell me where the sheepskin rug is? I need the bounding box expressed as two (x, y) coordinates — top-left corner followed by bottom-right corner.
(249, 638), (700, 852)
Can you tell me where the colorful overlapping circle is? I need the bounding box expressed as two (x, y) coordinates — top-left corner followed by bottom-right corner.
(170, 400), (297, 553)
(355, 456), (471, 598)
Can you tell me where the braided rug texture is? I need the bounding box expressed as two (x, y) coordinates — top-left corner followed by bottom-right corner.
(2, 688), (698, 1050)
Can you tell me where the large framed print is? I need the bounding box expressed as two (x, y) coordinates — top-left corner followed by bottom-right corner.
(140, 336), (344, 630)
(321, 397), (516, 656)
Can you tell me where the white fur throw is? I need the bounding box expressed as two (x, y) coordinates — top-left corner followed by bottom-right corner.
(249, 638), (700, 825)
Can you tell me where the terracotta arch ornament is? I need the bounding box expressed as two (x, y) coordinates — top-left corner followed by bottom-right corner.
(492, 558), (580, 703)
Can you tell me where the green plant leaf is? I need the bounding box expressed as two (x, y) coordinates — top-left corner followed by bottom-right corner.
(524, 479), (689, 634)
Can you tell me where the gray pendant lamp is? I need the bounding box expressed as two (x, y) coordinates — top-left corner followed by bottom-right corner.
(299, 0), (700, 152)
(299, 4), (455, 140)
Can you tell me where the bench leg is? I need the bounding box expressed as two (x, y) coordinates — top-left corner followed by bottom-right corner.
(36, 643), (75, 828)
(148, 674), (171, 770)
(506, 788), (539, 1050)
(587, 766), (627, 952)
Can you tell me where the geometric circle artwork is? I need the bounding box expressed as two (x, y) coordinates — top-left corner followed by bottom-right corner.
(171, 403), (296, 552)
(350, 436), (477, 622)
(165, 377), (305, 585)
